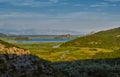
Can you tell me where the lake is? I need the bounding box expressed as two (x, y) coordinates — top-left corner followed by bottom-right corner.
(8, 38), (73, 43)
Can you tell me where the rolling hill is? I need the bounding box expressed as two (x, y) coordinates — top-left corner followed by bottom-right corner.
(62, 27), (120, 49)
(14, 27), (120, 62)
(57, 27), (120, 60)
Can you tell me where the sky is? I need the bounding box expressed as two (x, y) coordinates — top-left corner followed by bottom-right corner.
(0, 0), (120, 34)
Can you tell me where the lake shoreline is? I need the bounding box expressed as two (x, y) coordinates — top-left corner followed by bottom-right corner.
(7, 38), (74, 43)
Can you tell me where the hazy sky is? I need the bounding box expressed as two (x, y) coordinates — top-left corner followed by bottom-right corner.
(0, 0), (120, 34)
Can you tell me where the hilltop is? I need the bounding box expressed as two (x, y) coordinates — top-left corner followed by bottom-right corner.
(62, 27), (120, 49)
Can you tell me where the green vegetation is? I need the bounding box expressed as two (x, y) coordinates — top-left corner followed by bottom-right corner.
(12, 27), (120, 62)
(14, 42), (63, 61)
(0, 39), (18, 48)
(51, 58), (120, 77)
(59, 27), (120, 61)
(0, 27), (120, 77)
(93, 49), (120, 59)
(62, 27), (120, 49)
(14, 42), (119, 62)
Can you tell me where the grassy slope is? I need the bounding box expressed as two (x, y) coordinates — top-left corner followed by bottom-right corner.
(0, 39), (18, 48)
(62, 27), (120, 49)
(14, 42), (63, 61)
(13, 27), (120, 62)
(60, 27), (120, 59)
(0, 39), (120, 77)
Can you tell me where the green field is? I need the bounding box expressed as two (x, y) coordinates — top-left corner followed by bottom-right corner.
(12, 27), (120, 62)
(13, 42), (119, 62)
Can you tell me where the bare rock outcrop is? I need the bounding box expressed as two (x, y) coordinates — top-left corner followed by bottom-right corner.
(0, 44), (30, 55)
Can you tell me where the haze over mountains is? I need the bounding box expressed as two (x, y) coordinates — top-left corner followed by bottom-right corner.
(0, 28), (85, 35)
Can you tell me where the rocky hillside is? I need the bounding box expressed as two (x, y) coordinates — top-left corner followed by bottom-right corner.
(0, 44), (30, 55)
(0, 40), (65, 77)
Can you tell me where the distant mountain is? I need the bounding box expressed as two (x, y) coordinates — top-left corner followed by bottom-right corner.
(0, 29), (84, 35)
(62, 27), (120, 49)
(55, 34), (77, 39)
(0, 33), (7, 37)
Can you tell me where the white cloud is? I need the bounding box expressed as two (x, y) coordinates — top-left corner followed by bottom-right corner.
(90, 2), (117, 7)
(104, 0), (120, 2)
(0, 0), (56, 7)
(73, 4), (84, 7)
(49, 0), (59, 3)
(11, 2), (52, 7)
(0, 12), (120, 33)
(0, 0), (119, 34)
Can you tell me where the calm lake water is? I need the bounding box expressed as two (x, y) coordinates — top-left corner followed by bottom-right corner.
(9, 38), (73, 43)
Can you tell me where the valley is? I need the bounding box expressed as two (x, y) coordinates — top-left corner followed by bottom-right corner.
(0, 27), (120, 77)
(10, 27), (120, 62)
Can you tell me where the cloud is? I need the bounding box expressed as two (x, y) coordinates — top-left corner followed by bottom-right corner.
(0, 11), (120, 33)
(90, 3), (108, 7)
(73, 4), (84, 7)
(90, 2), (117, 7)
(0, 0), (119, 35)
(11, 2), (52, 7)
(104, 0), (120, 2)
(49, 0), (59, 3)
(0, 0), (56, 7)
